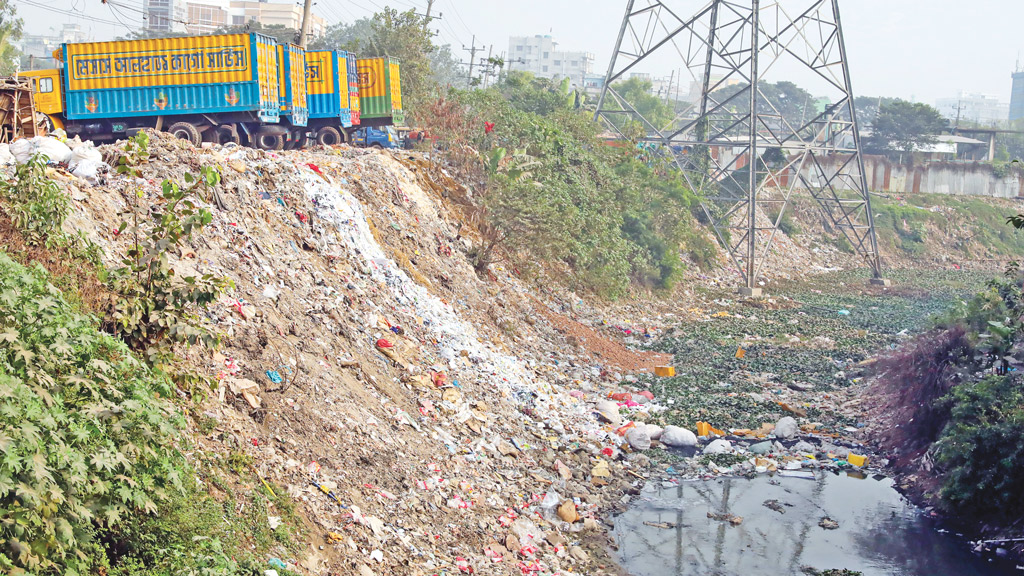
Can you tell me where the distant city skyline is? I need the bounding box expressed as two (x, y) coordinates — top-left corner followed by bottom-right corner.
(14, 0), (1024, 105)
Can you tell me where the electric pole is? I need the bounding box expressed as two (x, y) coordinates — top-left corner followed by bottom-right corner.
(463, 36), (480, 86)
(299, 0), (313, 48)
(482, 44), (494, 89)
(425, 0), (435, 19)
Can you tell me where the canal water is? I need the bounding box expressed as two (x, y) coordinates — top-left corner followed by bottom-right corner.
(614, 471), (1020, 576)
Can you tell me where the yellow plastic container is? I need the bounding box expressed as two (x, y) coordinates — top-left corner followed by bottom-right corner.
(654, 366), (676, 377)
(848, 453), (869, 467)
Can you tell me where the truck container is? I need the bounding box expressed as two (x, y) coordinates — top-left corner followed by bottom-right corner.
(356, 57), (403, 127)
(304, 49), (360, 145)
(22, 33), (291, 149)
(276, 42), (308, 149)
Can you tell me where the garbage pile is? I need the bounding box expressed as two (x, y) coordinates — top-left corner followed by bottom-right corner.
(26, 131), (697, 576)
(4, 132), (107, 183)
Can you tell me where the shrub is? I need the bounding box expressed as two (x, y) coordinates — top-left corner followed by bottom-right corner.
(869, 327), (972, 459)
(0, 153), (70, 247)
(0, 252), (184, 575)
(935, 374), (1024, 521)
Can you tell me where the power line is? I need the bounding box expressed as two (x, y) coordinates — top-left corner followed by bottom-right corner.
(445, 0), (473, 38)
(20, 0), (126, 27)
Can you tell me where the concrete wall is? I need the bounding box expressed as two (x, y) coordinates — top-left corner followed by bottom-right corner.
(797, 155), (1024, 199)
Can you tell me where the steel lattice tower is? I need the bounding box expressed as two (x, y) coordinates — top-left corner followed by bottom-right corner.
(595, 0), (887, 295)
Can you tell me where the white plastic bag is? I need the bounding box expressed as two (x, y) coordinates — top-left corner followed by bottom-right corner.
(32, 136), (73, 164)
(72, 159), (106, 184)
(0, 143), (13, 165)
(69, 142), (102, 170)
(10, 138), (33, 164)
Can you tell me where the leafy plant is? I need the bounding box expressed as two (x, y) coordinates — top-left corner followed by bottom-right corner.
(935, 374), (1024, 521)
(107, 133), (231, 364)
(0, 252), (184, 575)
(0, 153), (70, 247)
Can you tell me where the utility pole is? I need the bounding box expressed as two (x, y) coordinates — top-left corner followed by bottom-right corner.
(298, 0), (313, 48)
(482, 44), (494, 88)
(665, 69), (674, 107)
(463, 36), (480, 86)
(425, 0), (435, 19)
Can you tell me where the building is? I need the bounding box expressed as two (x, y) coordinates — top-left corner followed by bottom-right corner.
(143, 0), (189, 34)
(17, 24), (89, 69)
(507, 35), (594, 83)
(935, 91), (1010, 127)
(146, 0), (326, 39)
(1011, 71), (1024, 122)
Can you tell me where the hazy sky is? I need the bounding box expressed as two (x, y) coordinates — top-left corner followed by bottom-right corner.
(16, 0), (1024, 104)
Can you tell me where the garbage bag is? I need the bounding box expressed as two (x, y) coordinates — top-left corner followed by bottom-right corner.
(10, 138), (33, 164)
(69, 142), (102, 170)
(32, 136), (73, 164)
(72, 159), (106, 184)
(0, 143), (13, 165)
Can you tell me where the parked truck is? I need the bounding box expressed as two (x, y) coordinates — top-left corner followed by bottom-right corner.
(304, 49), (360, 145)
(20, 33), (292, 149)
(275, 42), (309, 150)
(356, 57), (404, 128)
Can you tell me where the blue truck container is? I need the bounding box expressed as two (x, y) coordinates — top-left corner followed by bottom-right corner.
(60, 33), (280, 124)
(305, 49), (360, 145)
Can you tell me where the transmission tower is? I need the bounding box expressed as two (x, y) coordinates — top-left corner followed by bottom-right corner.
(595, 0), (888, 295)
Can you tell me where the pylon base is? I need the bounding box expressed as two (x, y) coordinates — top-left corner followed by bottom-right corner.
(869, 278), (892, 287)
(738, 286), (764, 298)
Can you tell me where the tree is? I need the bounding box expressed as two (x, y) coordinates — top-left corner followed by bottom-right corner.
(0, 0), (23, 75)
(212, 22), (299, 45)
(864, 99), (948, 159)
(613, 77), (676, 131)
(854, 95), (900, 127)
(309, 17), (374, 50)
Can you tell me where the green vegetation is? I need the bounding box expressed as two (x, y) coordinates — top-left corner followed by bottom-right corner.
(648, 268), (988, 430)
(426, 72), (717, 298)
(0, 252), (184, 574)
(107, 133), (231, 366)
(863, 100), (948, 160)
(0, 0), (21, 76)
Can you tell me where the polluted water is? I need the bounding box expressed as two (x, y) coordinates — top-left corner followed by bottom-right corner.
(614, 471), (1021, 576)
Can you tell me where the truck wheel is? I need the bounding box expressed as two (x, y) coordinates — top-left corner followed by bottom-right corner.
(256, 133), (285, 151)
(167, 122), (201, 146)
(316, 126), (343, 146)
(214, 125), (241, 145)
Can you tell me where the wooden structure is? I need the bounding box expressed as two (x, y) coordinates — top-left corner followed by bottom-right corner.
(0, 78), (45, 142)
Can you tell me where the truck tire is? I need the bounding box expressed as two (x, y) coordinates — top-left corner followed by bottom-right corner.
(256, 133), (285, 151)
(213, 125), (241, 145)
(316, 126), (343, 146)
(167, 122), (201, 146)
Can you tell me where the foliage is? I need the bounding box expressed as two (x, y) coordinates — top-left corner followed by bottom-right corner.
(707, 81), (818, 134)
(309, 17), (374, 51)
(0, 153), (69, 247)
(212, 22), (299, 46)
(853, 96), (900, 128)
(431, 75), (713, 297)
(935, 373), (1024, 521)
(864, 100), (948, 160)
(0, 252), (184, 575)
(608, 77), (677, 133)
(0, 0), (22, 76)
(107, 133), (230, 364)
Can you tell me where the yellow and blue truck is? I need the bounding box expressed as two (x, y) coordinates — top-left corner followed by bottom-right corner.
(304, 49), (360, 145)
(20, 33), (402, 150)
(21, 33), (298, 149)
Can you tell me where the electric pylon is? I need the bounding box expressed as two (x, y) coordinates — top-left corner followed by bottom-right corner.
(595, 0), (887, 295)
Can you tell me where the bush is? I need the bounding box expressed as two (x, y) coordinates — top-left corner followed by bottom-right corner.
(0, 153), (70, 247)
(869, 327), (972, 459)
(0, 252), (184, 575)
(935, 374), (1024, 521)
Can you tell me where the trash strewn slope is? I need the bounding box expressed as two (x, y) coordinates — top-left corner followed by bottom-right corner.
(43, 132), (678, 575)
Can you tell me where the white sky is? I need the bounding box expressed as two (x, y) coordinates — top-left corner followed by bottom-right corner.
(15, 0), (1024, 104)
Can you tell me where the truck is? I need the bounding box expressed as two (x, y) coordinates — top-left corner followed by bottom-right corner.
(356, 57), (404, 127)
(21, 33), (290, 149)
(275, 42), (309, 150)
(351, 126), (400, 149)
(304, 49), (360, 146)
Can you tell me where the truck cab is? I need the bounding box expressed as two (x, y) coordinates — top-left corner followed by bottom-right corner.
(352, 126), (400, 149)
(19, 69), (64, 130)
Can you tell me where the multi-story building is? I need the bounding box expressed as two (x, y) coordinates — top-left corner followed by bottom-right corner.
(146, 0), (326, 38)
(1011, 71), (1024, 122)
(18, 24), (89, 69)
(507, 35), (594, 84)
(936, 91), (1010, 127)
(143, 0), (188, 34)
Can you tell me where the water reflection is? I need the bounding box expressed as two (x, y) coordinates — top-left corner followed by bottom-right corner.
(614, 472), (1017, 576)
